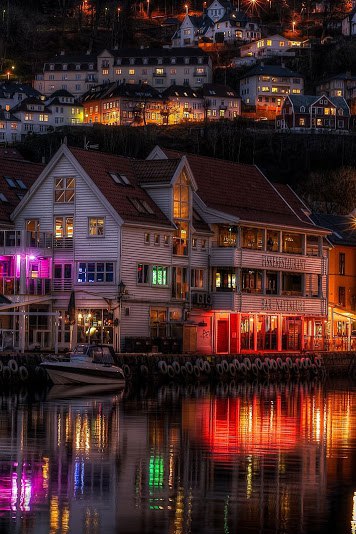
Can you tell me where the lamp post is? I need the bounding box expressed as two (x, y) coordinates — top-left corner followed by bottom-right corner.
(117, 281), (126, 352)
(147, 0), (150, 18)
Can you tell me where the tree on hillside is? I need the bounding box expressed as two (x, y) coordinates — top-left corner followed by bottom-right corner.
(301, 167), (356, 214)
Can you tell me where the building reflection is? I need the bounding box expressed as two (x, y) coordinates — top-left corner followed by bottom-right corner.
(0, 383), (355, 533)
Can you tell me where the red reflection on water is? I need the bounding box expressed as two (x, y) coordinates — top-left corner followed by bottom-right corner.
(182, 384), (328, 461)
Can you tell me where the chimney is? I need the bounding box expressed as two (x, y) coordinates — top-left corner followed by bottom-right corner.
(281, 61), (285, 68)
(60, 50), (65, 56)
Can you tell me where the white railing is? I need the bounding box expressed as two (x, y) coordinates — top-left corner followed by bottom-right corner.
(0, 230), (53, 251)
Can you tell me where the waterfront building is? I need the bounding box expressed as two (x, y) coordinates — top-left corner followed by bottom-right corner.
(1, 144), (330, 354)
(311, 213), (356, 350)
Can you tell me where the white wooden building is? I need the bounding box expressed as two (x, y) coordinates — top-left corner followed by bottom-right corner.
(1, 144), (330, 354)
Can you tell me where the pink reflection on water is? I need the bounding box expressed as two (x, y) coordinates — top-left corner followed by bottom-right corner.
(0, 461), (45, 513)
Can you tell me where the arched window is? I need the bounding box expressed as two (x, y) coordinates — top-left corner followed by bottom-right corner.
(300, 106), (305, 112)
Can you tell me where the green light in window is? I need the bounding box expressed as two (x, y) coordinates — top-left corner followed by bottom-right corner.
(149, 455), (164, 488)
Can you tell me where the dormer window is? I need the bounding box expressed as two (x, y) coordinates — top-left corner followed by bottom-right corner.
(89, 63), (94, 70)
(300, 106), (305, 112)
(198, 57), (203, 64)
(158, 57), (163, 65)
(116, 58), (122, 65)
(171, 57), (176, 64)
(184, 57), (189, 64)
(130, 58), (135, 65)
(63, 64), (67, 70)
(143, 57), (148, 65)
(50, 64), (54, 70)
(76, 64), (80, 70)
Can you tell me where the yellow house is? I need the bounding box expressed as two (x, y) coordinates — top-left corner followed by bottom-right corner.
(312, 214), (356, 350)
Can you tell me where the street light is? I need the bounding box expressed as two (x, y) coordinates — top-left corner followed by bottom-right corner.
(117, 281), (126, 353)
(147, 0), (150, 18)
(117, 6), (121, 22)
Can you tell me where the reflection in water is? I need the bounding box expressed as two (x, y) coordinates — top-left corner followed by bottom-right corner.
(0, 381), (355, 534)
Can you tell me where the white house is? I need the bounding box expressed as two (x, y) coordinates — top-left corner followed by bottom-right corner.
(0, 109), (21, 144)
(45, 89), (84, 127)
(240, 34), (310, 59)
(34, 51), (98, 97)
(0, 143), (330, 354)
(239, 63), (304, 118)
(172, 0), (261, 47)
(342, 8), (356, 36)
(97, 47), (213, 91)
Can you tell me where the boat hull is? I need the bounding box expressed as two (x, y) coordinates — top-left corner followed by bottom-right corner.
(41, 362), (125, 385)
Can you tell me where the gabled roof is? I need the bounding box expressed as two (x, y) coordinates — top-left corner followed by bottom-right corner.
(286, 94), (350, 114)
(133, 159), (181, 184)
(0, 109), (20, 122)
(317, 71), (356, 84)
(241, 64), (302, 79)
(0, 157), (44, 225)
(202, 83), (238, 97)
(273, 184), (313, 224)
(67, 147), (174, 228)
(162, 85), (200, 98)
(82, 83), (162, 102)
(158, 148), (327, 231)
(48, 89), (76, 98)
(11, 97), (51, 114)
(310, 213), (356, 246)
(0, 82), (41, 100)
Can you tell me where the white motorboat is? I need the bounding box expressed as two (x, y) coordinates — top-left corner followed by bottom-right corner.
(41, 344), (125, 386)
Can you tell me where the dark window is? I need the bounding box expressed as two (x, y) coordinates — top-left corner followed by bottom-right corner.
(339, 253), (345, 275)
(338, 286), (346, 307)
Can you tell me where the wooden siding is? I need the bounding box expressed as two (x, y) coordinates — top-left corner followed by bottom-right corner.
(121, 226), (172, 303)
(212, 291), (327, 315)
(144, 186), (172, 221)
(120, 302), (150, 338)
(210, 247), (324, 274)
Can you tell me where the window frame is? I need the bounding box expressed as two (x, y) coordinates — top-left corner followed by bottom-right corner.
(77, 261), (115, 284)
(54, 176), (75, 204)
(88, 216), (105, 237)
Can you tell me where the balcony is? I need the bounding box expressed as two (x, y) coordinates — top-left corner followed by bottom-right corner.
(0, 230), (52, 255)
(153, 71), (167, 77)
(0, 277), (52, 296)
(210, 247), (324, 274)
(53, 278), (73, 292)
(0, 277), (20, 296)
(26, 278), (52, 296)
(194, 71), (207, 77)
(53, 237), (73, 250)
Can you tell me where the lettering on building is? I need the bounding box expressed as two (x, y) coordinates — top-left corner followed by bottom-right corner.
(262, 255), (306, 271)
(262, 298), (305, 313)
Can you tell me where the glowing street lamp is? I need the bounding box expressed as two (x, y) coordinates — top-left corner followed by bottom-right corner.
(185, 3), (189, 14)
(147, 0), (150, 17)
(117, 6), (121, 21)
(292, 20), (296, 32)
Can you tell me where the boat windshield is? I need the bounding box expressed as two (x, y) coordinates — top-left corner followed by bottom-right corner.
(90, 346), (115, 365)
(71, 344), (88, 355)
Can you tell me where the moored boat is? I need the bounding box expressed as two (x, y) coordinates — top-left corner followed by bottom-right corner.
(41, 344), (125, 386)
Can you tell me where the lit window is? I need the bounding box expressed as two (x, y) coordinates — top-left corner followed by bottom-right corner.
(154, 234), (160, 245)
(55, 216), (73, 239)
(77, 262), (114, 283)
(152, 265), (168, 286)
(191, 268), (204, 288)
(88, 217), (105, 236)
(144, 233), (150, 244)
(54, 177), (75, 203)
(129, 69), (135, 75)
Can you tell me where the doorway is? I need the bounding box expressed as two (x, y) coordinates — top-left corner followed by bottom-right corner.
(217, 319), (229, 353)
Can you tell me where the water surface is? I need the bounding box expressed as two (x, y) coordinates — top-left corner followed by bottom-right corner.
(0, 380), (355, 534)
